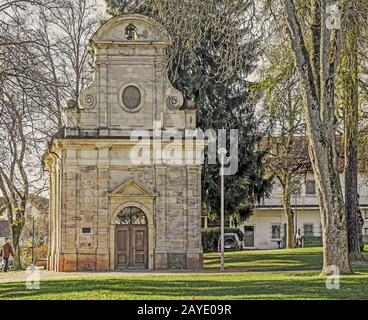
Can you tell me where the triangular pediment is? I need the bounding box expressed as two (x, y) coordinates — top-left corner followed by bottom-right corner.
(108, 179), (157, 197)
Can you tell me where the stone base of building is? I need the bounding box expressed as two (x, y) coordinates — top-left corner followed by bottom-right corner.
(155, 252), (203, 270)
(49, 253), (110, 272)
(187, 252), (203, 269)
(49, 252), (203, 272)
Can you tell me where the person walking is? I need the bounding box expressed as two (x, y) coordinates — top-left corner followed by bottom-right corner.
(0, 238), (14, 272)
(294, 229), (303, 248)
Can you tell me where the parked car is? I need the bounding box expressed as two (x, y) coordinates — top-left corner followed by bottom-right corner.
(218, 233), (242, 252)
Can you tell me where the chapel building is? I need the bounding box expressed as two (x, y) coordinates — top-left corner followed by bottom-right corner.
(44, 14), (204, 272)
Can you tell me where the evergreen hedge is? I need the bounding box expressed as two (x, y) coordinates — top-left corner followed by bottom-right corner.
(303, 236), (323, 247)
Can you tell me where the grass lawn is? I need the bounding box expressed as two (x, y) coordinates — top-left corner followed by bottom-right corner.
(1, 247), (368, 300)
(204, 247), (324, 271)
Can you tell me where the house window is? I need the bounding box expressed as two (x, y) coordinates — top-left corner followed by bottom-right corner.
(271, 224), (281, 239)
(82, 227), (91, 234)
(303, 224), (313, 237)
(306, 180), (316, 195)
(364, 228), (368, 236)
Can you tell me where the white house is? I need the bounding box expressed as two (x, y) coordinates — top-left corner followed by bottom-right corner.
(238, 174), (368, 249)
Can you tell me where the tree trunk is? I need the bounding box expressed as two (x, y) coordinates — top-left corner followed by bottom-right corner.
(11, 223), (23, 270)
(309, 143), (351, 275)
(286, 208), (294, 249)
(344, 21), (363, 261)
(282, 178), (295, 248)
(283, 0), (352, 275)
(8, 204), (26, 270)
(345, 137), (362, 261)
(286, 210), (295, 249)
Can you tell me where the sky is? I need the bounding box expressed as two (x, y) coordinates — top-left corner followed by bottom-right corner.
(96, 0), (107, 12)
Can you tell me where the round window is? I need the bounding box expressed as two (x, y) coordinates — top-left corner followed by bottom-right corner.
(122, 85), (141, 111)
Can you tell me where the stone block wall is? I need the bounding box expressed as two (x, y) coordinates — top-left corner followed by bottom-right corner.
(47, 141), (203, 272)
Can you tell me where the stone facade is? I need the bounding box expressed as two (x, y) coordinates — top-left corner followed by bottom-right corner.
(44, 14), (204, 272)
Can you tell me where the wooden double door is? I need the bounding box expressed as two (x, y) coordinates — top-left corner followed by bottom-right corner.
(115, 224), (148, 269)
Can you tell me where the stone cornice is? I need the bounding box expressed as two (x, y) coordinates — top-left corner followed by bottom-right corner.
(50, 138), (207, 150)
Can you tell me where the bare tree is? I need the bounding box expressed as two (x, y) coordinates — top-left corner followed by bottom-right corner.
(256, 44), (310, 248)
(0, 73), (47, 268)
(0, 1), (51, 268)
(279, 0), (352, 274)
(32, 0), (102, 130)
(337, 0), (368, 261)
(0, 0), (102, 268)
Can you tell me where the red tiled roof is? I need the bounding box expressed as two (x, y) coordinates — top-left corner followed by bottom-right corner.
(261, 135), (367, 174)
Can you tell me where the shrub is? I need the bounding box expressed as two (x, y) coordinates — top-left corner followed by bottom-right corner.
(35, 244), (48, 259)
(21, 243), (48, 267)
(303, 236), (322, 247)
(202, 227), (244, 252)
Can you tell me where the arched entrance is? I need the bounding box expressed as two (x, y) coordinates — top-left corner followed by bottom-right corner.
(115, 206), (148, 269)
